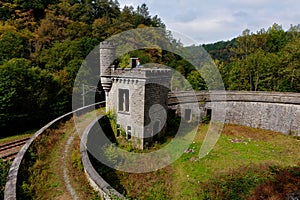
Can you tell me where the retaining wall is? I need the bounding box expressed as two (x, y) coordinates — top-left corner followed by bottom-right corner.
(80, 116), (125, 200)
(169, 91), (300, 135)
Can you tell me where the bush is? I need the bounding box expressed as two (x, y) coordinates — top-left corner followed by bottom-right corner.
(0, 159), (11, 199)
(200, 165), (270, 200)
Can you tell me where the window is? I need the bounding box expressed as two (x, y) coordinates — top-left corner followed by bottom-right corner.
(184, 109), (192, 121)
(119, 89), (129, 112)
(127, 126), (132, 140)
(206, 109), (212, 121)
(117, 124), (120, 136)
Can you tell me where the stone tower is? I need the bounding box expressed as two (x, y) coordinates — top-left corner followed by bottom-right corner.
(99, 41), (116, 111)
(99, 42), (171, 149)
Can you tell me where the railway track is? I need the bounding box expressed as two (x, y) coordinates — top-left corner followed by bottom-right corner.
(0, 137), (30, 161)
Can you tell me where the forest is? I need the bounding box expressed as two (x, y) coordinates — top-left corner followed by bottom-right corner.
(202, 24), (300, 92)
(0, 0), (299, 135)
(0, 0), (165, 135)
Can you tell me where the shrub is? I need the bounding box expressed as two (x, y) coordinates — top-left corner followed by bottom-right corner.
(0, 159), (11, 199)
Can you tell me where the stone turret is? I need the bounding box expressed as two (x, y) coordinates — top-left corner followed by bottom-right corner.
(100, 41), (116, 110)
(100, 41), (116, 98)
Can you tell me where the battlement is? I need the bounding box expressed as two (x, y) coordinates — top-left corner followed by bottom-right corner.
(100, 41), (115, 49)
(110, 68), (172, 80)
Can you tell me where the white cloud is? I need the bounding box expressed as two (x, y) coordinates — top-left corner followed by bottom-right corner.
(118, 0), (300, 43)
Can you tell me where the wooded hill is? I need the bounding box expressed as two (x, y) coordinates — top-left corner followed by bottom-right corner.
(0, 0), (164, 134)
(201, 24), (300, 92)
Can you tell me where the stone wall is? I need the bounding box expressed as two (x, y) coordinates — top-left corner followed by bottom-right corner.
(144, 74), (171, 142)
(107, 75), (146, 148)
(81, 116), (125, 200)
(169, 91), (300, 136)
(4, 102), (106, 200)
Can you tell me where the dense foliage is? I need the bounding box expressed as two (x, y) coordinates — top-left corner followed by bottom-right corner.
(0, 0), (164, 135)
(202, 24), (300, 92)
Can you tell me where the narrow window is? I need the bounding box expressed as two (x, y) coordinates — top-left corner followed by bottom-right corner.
(207, 109), (212, 121)
(117, 124), (120, 136)
(119, 89), (129, 112)
(184, 109), (192, 121)
(127, 126), (132, 140)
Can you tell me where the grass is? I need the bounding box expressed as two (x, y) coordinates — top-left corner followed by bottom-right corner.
(169, 124), (300, 199)
(0, 129), (36, 144)
(94, 123), (300, 199)
(17, 108), (105, 199)
(6, 111), (300, 199)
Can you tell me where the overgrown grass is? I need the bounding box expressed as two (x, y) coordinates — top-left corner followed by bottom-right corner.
(0, 159), (11, 199)
(170, 124), (300, 199)
(10, 111), (300, 199)
(249, 164), (300, 199)
(94, 123), (300, 199)
(16, 108), (105, 199)
(69, 134), (102, 200)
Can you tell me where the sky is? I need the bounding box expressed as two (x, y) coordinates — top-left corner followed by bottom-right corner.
(118, 0), (300, 45)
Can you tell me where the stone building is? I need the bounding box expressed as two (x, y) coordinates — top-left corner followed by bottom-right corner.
(100, 41), (172, 149)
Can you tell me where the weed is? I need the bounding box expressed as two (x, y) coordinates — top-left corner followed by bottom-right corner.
(71, 150), (83, 171)
(0, 159), (11, 199)
(249, 164), (300, 200)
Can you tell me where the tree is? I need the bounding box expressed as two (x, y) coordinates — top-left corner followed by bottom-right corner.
(14, 0), (60, 19)
(134, 3), (151, 26)
(266, 23), (286, 52)
(187, 70), (207, 91)
(279, 38), (300, 92)
(0, 0), (168, 133)
(0, 27), (30, 63)
(0, 1), (18, 20)
(0, 58), (68, 134)
(37, 40), (80, 71)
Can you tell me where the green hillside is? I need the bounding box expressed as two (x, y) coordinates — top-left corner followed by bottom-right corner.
(201, 25), (300, 92)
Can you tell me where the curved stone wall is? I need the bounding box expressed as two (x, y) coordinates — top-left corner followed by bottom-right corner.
(169, 91), (300, 135)
(80, 116), (125, 200)
(4, 102), (105, 200)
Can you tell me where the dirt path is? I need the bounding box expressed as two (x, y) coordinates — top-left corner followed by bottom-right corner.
(62, 130), (79, 200)
(20, 109), (104, 199)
